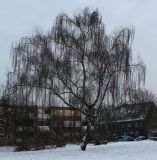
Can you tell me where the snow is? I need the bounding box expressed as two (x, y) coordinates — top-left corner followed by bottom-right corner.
(0, 140), (157, 160)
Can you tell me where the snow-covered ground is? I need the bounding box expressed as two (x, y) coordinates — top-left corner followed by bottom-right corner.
(0, 140), (157, 160)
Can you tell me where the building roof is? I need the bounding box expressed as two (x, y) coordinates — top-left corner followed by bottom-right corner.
(99, 102), (155, 123)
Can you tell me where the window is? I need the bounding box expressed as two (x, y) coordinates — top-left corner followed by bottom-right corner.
(74, 111), (80, 116)
(75, 121), (80, 127)
(134, 122), (139, 127)
(105, 125), (108, 130)
(128, 123), (132, 128)
(139, 122), (143, 127)
(122, 124), (125, 128)
(64, 121), (69, 127)
(65, 110), (71, 116)
(69, 121), (73, 127)
(57, 121), (64, 127)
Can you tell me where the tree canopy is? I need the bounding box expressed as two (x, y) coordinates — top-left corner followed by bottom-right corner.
(7, 8), (145, 109)
(5, 8), (146, 150)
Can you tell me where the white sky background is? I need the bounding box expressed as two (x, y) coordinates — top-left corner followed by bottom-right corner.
(0, 0), (157, 93)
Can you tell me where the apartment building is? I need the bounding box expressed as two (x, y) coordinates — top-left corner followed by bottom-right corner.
(0, 105), (82, 145)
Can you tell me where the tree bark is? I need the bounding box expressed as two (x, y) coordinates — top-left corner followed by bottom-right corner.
(80, 116), (91, 151)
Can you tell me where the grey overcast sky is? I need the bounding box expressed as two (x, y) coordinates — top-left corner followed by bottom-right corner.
(0, 0), (157, 93)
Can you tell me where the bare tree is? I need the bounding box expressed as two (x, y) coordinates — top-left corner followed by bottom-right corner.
(126, 88), (157, 119)
(7, 8), (145, 150)
(129, 88), (157, 105)
(0, 84), (10, 108)
(0, 85), (3, 105)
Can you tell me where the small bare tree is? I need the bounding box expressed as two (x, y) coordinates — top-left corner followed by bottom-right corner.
(127, 88), (157, 119)
(7, 8), (145, 150)
(129, 88), (157, 105)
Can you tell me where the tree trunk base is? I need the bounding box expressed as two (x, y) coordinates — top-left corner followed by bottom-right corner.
(80, 133), (88, 151)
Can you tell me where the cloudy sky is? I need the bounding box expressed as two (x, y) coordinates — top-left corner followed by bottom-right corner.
(0, 0), (157, 93)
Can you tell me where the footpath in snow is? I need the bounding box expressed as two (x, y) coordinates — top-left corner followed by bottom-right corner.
(0, 140), (156, 160)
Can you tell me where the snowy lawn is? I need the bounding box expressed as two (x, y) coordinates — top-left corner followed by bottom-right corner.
(0, 140), (157, 160)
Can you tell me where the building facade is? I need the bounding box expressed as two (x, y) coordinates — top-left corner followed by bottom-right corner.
(98, 102), (157, 139)
(0, 105), (81, 145)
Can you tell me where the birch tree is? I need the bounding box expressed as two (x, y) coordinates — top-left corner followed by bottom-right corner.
(8, 8), (145, 150)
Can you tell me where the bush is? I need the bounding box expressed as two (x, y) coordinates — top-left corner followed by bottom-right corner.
(15, 133), (80, 151)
